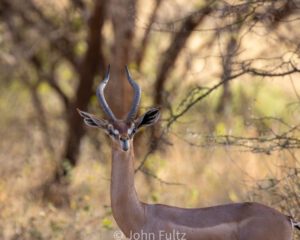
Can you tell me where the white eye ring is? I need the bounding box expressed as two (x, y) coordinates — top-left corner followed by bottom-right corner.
(113, 129), (119, 135)
(127, 124), (136, 135)
(128, 128), (132, 135)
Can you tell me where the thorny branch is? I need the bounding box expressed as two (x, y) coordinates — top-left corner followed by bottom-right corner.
(136, 61), (300, 180)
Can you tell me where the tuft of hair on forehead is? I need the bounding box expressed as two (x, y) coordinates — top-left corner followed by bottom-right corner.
(111, 121), (133, 133)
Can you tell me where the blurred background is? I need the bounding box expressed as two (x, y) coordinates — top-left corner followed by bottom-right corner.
(0, 0), (300, 239)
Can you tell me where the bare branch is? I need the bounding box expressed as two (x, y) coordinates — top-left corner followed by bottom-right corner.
(135, 0), (163, 69)
(139, 168), (183, 186)
(154, 2), (213, 106)
(242, 64), (300, 77)
(1, 0), (78, 68)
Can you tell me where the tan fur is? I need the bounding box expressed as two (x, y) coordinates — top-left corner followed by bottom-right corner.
(110, 145), (293, 240)
(78, 68), (295, 239)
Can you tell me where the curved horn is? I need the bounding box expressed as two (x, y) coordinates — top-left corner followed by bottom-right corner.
(125, 66), (141, 121)
(96, 65), (116, 121)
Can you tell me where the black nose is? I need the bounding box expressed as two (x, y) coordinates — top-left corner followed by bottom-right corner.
(120, 139), (129, 151)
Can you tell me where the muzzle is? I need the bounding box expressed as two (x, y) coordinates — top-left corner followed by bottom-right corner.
(120, 139), (130, 151)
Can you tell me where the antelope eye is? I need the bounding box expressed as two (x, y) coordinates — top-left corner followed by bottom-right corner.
(113, 129), (120, 136)
(107, 125), (113, 135)
(107, 126), (119, 137)
(108, 129), (114, 135)
(128, 127), (136, 137)
(127, 123), (137, 136)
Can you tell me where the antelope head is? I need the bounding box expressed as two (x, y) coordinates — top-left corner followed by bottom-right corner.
(77, 65), (160, 151)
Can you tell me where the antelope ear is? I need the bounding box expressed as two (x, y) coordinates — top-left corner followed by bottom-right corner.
(77, 109), (108, 128)
(135, 107), (160, 129)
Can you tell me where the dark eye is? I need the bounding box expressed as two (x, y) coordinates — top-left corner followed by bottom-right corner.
(128, 128), (136, 137)
(107, 126), (119, 137)
(113, 130), (120, 138)
(108, 129), (114, 136)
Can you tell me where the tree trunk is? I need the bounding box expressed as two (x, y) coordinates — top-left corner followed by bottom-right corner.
(150, 5), (211, 153)
(60, 0), (107, 177)
(105, 0), (136, 119)
(154, 6), (211, 107)
(216, 36), (237, 115)
(135, 0), (162, 69)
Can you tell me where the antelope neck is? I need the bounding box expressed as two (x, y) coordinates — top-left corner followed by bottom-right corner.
(110, 145), (145, 236)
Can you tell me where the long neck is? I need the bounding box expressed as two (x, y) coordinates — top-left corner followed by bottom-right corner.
(110, 143), (145, 236)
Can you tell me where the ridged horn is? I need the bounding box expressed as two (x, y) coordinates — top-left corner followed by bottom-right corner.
(125, 66), (141, 121)
(96, 65), (117, 121)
